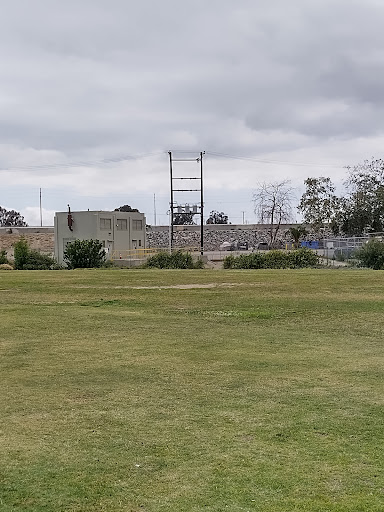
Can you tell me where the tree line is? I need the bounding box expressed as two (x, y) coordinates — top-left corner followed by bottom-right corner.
(254, 157), (384, 246)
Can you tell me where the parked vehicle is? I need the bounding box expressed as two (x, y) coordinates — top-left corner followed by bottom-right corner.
(219, 241), (233, 251)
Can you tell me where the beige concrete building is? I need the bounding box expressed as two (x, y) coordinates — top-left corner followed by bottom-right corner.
(54, 210), (146, 264)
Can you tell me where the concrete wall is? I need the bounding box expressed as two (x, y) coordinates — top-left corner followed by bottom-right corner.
(0, 227), (54, 259)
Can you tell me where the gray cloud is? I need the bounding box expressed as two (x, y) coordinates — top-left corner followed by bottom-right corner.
(1, 0), (384, 223)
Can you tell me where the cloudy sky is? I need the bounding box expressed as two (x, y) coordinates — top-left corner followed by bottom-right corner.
(1, 0), (384, 225)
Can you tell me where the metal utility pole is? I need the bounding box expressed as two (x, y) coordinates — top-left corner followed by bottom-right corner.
(153, 193), (157, 226)
(168, 151), (205, 255)
(39, 188), (43, 227)
(200, 152), (204, 255)
(169, 151), (174, 251)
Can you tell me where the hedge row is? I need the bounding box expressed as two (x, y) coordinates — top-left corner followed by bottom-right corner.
(223, 248), (319, 269)
(145, 250), (204, 269)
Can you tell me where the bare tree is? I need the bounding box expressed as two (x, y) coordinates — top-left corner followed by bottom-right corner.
(253, 180), (293, 247)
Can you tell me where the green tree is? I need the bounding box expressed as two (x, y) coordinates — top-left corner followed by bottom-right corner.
(298, 177), (339, 233)
(206, 211), (228, 224)
(0, 206), (27, 227)
(114, 205), (139, 212)
(289, 226), (307, 249)
(341, 159), (384, 235)
(64, 240), (106, 269)
(173, 213), (196, 225)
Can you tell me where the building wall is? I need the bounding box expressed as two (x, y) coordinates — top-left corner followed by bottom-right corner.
(54, 210), (146, 264)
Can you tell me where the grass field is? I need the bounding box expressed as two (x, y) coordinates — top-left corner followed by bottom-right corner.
(0, 268), (383, 512)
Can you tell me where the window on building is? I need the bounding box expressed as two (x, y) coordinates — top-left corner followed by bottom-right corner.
(116, 218), (127, 230)
(138, 239), (142, 247)
(132, 219), (143, 231)
(100, 218), (112, 230)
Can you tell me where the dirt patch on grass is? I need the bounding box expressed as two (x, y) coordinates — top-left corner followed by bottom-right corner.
(74, 283), (240, 290)
(132, 283), (237, 289)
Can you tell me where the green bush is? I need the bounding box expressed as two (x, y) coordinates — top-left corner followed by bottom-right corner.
(145, 250), (202, 269)
(223, 255), (236, 269)
(263, 250), (290, 269)
(0, 250), (9, 265)
(193, 257), (205, 269)
(13, 238), (56, 270)
(223, 253), (264, 269)
(288, 247), (319, 268)
(13, 238), (29, 269)
(64, 239), (106, 269)
(223, 248), (318, 269)
(355, 239), (384, 269)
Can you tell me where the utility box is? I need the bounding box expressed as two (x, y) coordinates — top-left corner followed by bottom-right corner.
(54, 210), (146, 265)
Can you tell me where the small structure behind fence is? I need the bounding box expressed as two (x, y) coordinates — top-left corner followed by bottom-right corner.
(320, 237), (369, 262)
(110, 247), (200, 266)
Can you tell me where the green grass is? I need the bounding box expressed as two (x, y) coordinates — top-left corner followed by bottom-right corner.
(0, 269), (383, 511)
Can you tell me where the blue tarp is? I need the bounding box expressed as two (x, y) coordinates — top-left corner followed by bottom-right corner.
(301, 241), (319, 249)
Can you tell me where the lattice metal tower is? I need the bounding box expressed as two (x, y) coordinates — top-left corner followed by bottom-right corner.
(169, 151), (204, 255)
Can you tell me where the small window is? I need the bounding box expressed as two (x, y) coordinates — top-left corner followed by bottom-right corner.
(132, 219), (143, 231)
(138, 239), (142, 247)
(100, 218), (112, 230)
(116, 218), (127, 230)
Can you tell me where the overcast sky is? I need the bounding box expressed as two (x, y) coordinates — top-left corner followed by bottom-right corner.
(1, 0), (384, 225)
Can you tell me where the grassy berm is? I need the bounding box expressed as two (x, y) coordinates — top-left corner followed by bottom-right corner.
(0, 269), (383, 512)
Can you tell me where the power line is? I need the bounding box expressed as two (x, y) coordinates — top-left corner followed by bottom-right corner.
(0, 148), (347, 173)
(0, 151), (164, 173)
(205, 151), (344, 169)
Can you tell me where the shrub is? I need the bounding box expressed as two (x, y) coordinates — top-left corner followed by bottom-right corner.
(355, 239), (384, 269)
(193, 257), (205, 269)
(263, 250), (290, 269)
(145, 250), (202, 269)
(13, 238), (30, 269)
(13, 238), (56, 270)
(288, 247), (319, 268)
(223, 248), (318, 269)
(0, 250), (9, 265)
(223, 253), (265, 269)
(64, 239), (106, 269)
(333, 248), (355, 262)
(333, 249), (345, 262)
(223, 255), (236, 269)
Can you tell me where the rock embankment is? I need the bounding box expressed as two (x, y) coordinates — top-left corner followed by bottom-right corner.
(147, 224), (328, 250)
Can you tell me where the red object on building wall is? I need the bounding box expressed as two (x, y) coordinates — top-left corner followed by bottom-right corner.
(67, 205), (73, 231)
